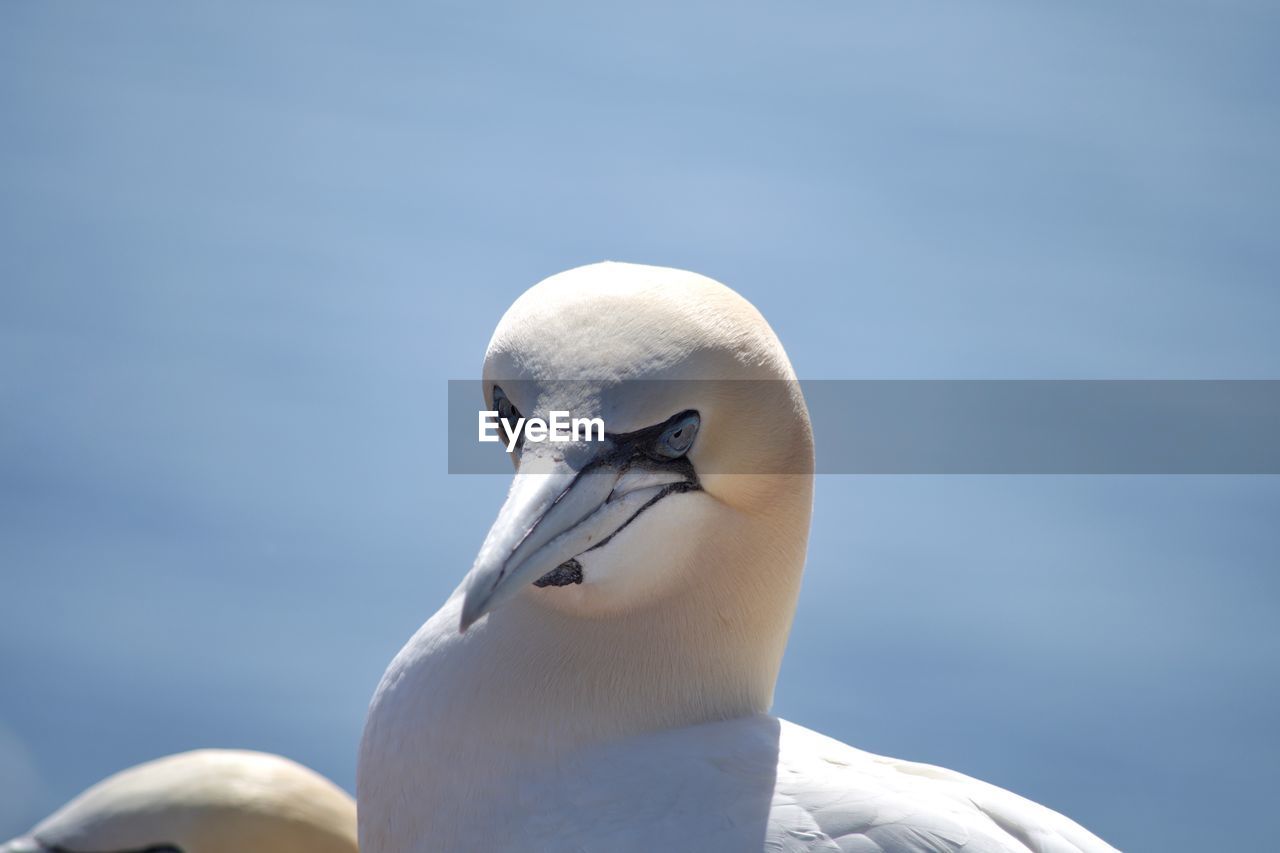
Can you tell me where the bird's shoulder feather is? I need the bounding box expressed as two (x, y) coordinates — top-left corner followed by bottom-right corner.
(501, 716), (1116, 853)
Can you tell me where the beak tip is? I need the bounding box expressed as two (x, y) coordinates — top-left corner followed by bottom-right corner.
(458, 587), (489, 634)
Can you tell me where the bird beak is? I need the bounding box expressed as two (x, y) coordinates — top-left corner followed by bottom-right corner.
(458, 443), (694, 632)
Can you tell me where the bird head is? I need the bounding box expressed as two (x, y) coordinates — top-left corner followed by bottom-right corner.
(460, 262), (813, 631)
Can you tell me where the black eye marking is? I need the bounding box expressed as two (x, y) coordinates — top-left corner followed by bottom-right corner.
(601, 410), (701, 465)
(491, 385), (524, 451)
(589, 410), (702, 483)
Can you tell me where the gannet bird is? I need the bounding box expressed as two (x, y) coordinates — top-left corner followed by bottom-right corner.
(358, 262), (1116, 852)
(2, 749), (358, 853)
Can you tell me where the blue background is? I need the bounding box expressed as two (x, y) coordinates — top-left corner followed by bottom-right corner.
(2, 4), (1278, 850)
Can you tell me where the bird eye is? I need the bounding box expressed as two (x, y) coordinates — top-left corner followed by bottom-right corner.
(654, 411), (699, 459)
(492, 385), (523, 449)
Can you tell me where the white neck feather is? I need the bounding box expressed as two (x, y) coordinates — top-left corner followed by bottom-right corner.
(358, 477), (811, 849)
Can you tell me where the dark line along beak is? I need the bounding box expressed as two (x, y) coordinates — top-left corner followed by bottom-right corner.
(458, 444), (696, 632)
